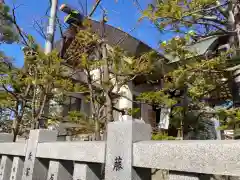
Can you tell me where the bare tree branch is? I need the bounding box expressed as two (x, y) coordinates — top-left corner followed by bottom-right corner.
(2, 84), (18, 100)
(132, 0), (143, 12)
(183, 1), (229, 18)
(77, 0), (85, 16)
(197, 15), (227, 25)
(88, 0), (102, 17)
(11, 4), (29, 46)
(114, 22), (141, 46)
(216, 0), (228, 18)
(182, 19), (232, 33)
(56, 16), (64, 38)
(33, 19), (47, 40)
(45, 0), (52, 16)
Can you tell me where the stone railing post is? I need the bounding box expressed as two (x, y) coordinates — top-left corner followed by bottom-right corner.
(105, 116), (152, 180)
(73, 162), (101, 180)
(47, 160), (72, 180)
(21, 129), (58, 180)
(0, 133), (14, 180)
(10, 156), (24, 180)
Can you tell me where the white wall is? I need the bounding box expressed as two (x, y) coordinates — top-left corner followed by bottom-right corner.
(114, 82), (133, 121)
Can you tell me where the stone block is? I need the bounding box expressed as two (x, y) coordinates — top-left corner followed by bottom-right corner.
(0, 133), (13, 142)
(105, 120), (152, 180)
(133, 140), (240, 176)
(0, 155), (13, 180)
(10, 156), (24, 180)
(37, 141), (105, 163)
(47, 160), (72, 180)
(21, 129), (57, 180)
(73, 162), (101, 180)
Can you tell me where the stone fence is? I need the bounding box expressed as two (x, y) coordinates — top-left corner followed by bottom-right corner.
(0, 120), (240, 180)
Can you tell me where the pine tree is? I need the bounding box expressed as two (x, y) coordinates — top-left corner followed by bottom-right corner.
(0, 35), (93, 141)
(0, 2), (18, 44)
(139, 0), (240, 139)
(61, 18), (155, 140)
(0, 2), (19, 133)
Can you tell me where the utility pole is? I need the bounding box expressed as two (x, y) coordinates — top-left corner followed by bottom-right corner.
(45, 0), (58, 54)
(41, 0), (58, 128)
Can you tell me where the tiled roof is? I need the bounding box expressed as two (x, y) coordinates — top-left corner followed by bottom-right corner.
(54, 19), (161, 57)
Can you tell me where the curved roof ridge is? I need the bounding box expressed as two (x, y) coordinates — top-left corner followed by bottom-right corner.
(54, 18), (164, 57)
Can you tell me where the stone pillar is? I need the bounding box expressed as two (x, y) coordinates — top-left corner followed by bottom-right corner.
(105, 119), (152, 180)
(0, 133), (13, 180)
(0, 155), (13, 180)
(73, 162), (101, 180)
(47, 160), (72, 180)
(21, 129), (58, 180)
(10, 157), (24, 180)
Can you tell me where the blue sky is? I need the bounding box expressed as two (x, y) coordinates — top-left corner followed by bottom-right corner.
(2, 0), (174, 67)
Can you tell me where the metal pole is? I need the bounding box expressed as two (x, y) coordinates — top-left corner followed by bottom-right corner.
(45, 0), (58, 54)
(41, 0), (58, 128)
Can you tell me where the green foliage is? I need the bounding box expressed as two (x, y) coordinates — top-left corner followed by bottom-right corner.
(142, 0), (225, 36)
(126, 108), (140, 117)
(0, 35), (88, 137)
(138, 91), (177, 107)
(67, 111), (96, 133)
(0, 2), (31, 135)
(152, 132), (176, 140)
(0, 17), (157, 138)
(0, 4), (18, 44)
(64, 25), (156, 124)
(215, 108), (240, 130)
(47, 110), (96, 135)
(137, 26), (233, 138)
(138, 0), (240, 139)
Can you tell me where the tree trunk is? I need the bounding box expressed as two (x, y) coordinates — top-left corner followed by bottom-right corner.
(94, 120), (101, 140)
(100, 41), (112, 180)
(102, 43), (113, 123)
(12, 119), (20, 142)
